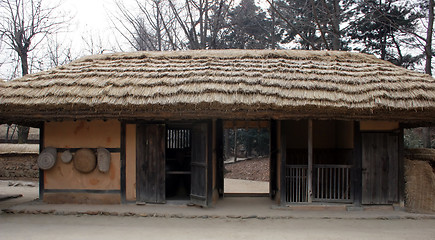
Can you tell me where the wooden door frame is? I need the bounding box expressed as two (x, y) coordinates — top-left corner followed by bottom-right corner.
(360, 131), (400, 205)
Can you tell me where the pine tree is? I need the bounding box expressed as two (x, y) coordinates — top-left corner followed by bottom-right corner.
(348, 0), (421, 67)
(222, 0), (273, 49)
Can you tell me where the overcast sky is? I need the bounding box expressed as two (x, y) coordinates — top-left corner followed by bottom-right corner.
(1, 0), (252, 79)
(1, 0), (127, 79)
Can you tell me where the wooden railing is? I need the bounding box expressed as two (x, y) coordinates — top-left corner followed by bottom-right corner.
(285, 164), (352, 203)
(313, 165), (352, 202)
(285, 165), (308, 203)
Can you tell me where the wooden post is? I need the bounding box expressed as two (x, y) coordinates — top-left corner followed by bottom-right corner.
(39, 122), (45, 201)
(398, 126), (405, 208)
(307, 119), (313, 203)
(353, 122), (362, 206)
(279, 121), (287, 205)
(216, 119), (224, 197)
(120, 122), (126, 203)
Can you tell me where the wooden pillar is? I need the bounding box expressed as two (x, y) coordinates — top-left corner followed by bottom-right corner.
(307, 119), (313, 203)
(398, 126), (405, 207)
(39, 122), (45, 201)
(353, 121), (362, 206)
(279, 120), (287, 205)
(216, 119), (224, 197)
(120, 122), (126, 203)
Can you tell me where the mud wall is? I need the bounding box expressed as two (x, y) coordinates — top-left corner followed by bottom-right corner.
(42, 120), (121, 204)
(0, 154), (38, 179)
(283, 120), (354, 149)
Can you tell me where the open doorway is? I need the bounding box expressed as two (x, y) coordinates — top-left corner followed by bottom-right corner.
(223, 121), (270, 196)
(165, 127), (191, 201)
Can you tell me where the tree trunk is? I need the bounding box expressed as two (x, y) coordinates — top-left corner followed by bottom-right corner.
(18, 51), (30, 143)
(18, 126), (29, 144)
(271, 0), (276, 49)
(422, 127), (432, 148)
(156, 1), (162, 51)
(331, 0), (341, 50)
(423, 0), (434, 148)
(425, 0), (434, 75)
(224, 129), (230, 160)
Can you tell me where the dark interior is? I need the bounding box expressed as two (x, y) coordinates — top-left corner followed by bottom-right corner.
(165, 127), (192, 200)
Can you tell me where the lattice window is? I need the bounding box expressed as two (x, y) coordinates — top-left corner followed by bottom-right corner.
(166, 129), (191, 149)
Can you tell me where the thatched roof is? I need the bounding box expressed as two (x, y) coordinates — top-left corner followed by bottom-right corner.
(0, 49), (434, 122)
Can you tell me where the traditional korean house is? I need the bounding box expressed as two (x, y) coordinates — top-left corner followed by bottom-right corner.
(0, 50), (433, 207)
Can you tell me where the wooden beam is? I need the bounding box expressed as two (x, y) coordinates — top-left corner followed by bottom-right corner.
(4, 108), (432, 123)
(307, 119), (313, 203)
(223, 120), (270, 129)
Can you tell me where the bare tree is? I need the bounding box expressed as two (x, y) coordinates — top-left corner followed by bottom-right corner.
(112, 0), (181, 51)
(46, 34), (73, 68)
(167, 0), (233, 49)
(423, 0), (434, 148)
(0, 0), (67, 143)
(112, 0), (233, 51)
(81, 30), (111, 55)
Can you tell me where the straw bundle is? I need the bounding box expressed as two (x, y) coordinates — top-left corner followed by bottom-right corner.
(0, 50), (434, 122)
(405, 158), (435, 212)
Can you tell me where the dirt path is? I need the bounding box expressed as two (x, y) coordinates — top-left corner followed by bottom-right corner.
(1, 214), (434, 240)
(225, 158), (269, 181)
(224, 178), (268, 193)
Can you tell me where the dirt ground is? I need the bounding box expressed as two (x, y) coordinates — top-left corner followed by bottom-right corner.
(0, 180), (38, 210)
(1, 214), (435, 240)
(224, 178), (268, 193)
(225, 158), (269, 181)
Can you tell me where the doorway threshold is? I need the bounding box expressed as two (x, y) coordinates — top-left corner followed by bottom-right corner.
(224, 193), (269, 197)
(280, 203), (352, 211)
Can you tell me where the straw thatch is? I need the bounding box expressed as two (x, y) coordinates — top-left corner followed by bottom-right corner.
(0, 50), (434, 122)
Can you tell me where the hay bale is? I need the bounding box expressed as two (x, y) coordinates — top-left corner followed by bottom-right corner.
(37, 147), (57, 170)
(404, 158), (435, 212)
(97, 148), (111, 173)
(73, 148), (96, 173)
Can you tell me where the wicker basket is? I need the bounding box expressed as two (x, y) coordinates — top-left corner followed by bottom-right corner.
(38, 147), (57, 170)
(73, 148), (96, 173)
(97, 148), (111, 173)
(61, 150), (73, 163)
